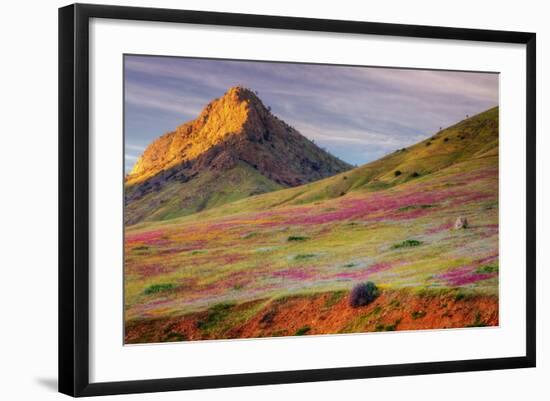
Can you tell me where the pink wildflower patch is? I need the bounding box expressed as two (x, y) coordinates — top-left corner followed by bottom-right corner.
(437, 254), (499, 286)
(272, 268), (318, 281)
(131, 264), (172, 278)
(126, 230), (165, 245)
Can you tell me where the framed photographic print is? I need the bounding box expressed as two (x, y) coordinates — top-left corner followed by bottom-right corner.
(58, 3), (536, 397)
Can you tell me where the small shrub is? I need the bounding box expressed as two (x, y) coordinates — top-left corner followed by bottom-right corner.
(389, 299), (401, 308)
(476, 264), (499, 274)
(374, 323), (385, 332)
(454, 292), (466, 301)
(133, 245), (149, 251)
(164, 332), (187, 342)
(375, 319), (401, 332)
(242, 232), (258, 239)
(466, 312), (487, 328)
(398, 204), (433, 212)
(349, 281), (380, 308)
(370, 306), (382, 316)
(196, 302), (235, 331)
(391, 239), (423, 249)
(324, 291), (345, 308)
(295, 326), (311, 336)
(394, 170), (402, 177)
(411, 310), (427, 319)
(384, 323), (397, 331)
(260, 310), (276, 326)
(444, 137), (449, 142)
(294, 253), (316, 261)
(343, 263), (357, 268)
(287, 235), (309, 242)
(410, 172), (420, 178)
(426, 141), (432, 146)
(143, 283), (175, 295)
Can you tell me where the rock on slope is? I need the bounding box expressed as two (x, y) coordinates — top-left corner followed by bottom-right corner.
(125, 86), (351, 225)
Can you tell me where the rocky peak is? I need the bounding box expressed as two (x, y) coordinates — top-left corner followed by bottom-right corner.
(126, 86), (351, 189)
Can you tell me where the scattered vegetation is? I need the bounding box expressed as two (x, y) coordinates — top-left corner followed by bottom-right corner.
(454, 292), (466, 301)
(369, 306), (382, 316)
(324, 291), (346, 308)
(411, 310), (427, 319)
(143, 283), (175, 295)
(398, 204), (433, 212)
(349, 282), (380, 308)
(466, 311), (487, 327)
(260, 310), (276, 326)
(343, 263), (357, 268)
(375, 320), (400, 332)
(196, 302), (235, 332)
(391, 239), (423, 249)
(287, 235), (309, 242)
(164, 332), (187, 342)
(394, 170), (402, 177)
(476, 264), (498, 274)
(294, 253), (317, 261)
(389, 299), (401, 308)
(190, 249), (206, 255)
(242, 232), (258, 239)
(295, 326), (311, 336)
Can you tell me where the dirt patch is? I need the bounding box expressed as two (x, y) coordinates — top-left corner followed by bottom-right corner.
(125, 289), (498, 343)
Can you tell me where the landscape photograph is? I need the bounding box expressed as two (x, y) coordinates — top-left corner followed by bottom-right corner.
(123, 55), (499, 343)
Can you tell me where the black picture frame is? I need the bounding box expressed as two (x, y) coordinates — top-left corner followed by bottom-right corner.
(59, 3), (536, 397)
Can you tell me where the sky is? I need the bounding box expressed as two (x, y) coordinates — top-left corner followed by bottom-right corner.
(124, 55), (499, 173)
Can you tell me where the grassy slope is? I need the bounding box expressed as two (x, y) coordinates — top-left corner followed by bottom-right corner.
(124, 107), (499, 340)
(125, 162), (283, 223)
(169, 106), (498, 222)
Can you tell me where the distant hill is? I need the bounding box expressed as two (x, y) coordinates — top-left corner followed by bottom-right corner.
(125, 86), (351, 225)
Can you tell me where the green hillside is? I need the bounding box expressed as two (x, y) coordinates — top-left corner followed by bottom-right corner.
(125, 162), (283, 224)
(163, 107), (498, 223)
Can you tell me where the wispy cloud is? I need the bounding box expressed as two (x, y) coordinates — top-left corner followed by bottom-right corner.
(124, 55), (498, 171)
